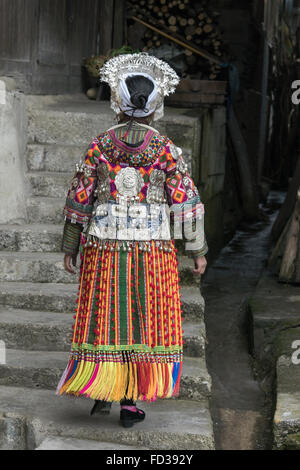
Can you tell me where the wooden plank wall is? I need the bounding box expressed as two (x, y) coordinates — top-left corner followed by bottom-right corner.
(0, 0), (39, 90)
(0, 0), (126, 93)
(99, 0), (126, 55)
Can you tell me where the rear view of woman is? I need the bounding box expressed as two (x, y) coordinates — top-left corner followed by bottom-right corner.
(56, 53), (208, 428)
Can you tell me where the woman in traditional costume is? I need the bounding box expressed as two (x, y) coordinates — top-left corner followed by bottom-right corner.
(56, 53), (208, 428)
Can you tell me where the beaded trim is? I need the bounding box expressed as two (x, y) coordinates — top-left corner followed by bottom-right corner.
(96, 132), (169, 167)
(82, 237), (174, 253)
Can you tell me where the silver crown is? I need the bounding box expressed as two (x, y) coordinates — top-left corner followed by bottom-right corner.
(99, 53), (180, 120)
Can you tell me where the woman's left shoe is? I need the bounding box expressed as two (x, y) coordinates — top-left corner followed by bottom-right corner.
(90, 400), (112, 416)
(120, 407), (145, 428)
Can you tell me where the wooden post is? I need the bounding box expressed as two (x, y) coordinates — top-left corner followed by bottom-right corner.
(272, 152), (300, 241)
(99, 0), (126, 55)
(228, 110), (259, 220)
(113, 0), (126, 49)
(257, 29), (270, 184)
(99, 0), (114, 55)
(279, 189), (300, 282)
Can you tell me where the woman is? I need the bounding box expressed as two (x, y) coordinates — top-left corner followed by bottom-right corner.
(56, 53), (208, 428)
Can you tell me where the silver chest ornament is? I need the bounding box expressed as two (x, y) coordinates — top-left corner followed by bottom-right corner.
(94, 163), (110, 204)
(169, 144), (182, 160)
(147, 169), (166, 204)
(69, 177), (79, 200)
(115, 167), (144, 201)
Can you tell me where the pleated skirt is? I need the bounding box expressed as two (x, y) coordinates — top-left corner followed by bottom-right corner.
(56, 239), (183, 402)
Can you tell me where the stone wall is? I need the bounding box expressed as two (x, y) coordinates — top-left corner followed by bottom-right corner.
(0, 78), (28, 224)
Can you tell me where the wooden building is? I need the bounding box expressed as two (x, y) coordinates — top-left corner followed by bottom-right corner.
(0, 0), (125, 94)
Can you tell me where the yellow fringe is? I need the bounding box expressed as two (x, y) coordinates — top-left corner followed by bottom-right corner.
(167, 364), (174, 398)
(85, 363), (103, 397)
(94, 362), (109, 399)
(133, 363), (138, 402)
(59, 359), (181, 402)
(157, 363), (164, 397)
(60, 361), (82, 395)
(74, 362), (94, 394)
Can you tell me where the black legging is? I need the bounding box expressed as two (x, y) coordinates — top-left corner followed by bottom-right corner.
(119, 351), (136, 406)
(120, 398), (136, 406)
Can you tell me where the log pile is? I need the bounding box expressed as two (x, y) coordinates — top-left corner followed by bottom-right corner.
(127, 0), (225, 80)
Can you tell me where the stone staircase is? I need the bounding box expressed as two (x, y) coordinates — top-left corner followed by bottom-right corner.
(0, 95), (215, 450)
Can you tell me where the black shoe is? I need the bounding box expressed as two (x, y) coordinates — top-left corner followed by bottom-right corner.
(90, 400), (112, 416)
(120, 407), (145, 428)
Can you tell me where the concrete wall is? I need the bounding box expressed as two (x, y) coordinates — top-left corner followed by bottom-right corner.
(199, 106), (227, 258)
(0, 78), (27, 224)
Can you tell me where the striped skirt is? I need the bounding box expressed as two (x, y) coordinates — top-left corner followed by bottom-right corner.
(56, 238), (183, 402)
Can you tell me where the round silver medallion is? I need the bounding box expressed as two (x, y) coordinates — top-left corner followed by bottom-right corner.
(115, 167), (144, 197)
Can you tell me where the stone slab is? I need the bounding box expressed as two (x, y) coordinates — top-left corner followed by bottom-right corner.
(27, 172), (72, 199)
(273, 356), (300, 449)
(36, 436), (149, 450)
(0, 282), (76, 313)
(27, 197), (65, 224)
(0, 224), (62, 253)
(26, 97), (201, 157)
(26, 144), (87, 173)
(0, 385), (215, 450)
(249, 272), (300, 367)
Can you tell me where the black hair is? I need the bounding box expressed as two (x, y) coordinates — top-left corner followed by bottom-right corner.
(125, 75), (154, 112)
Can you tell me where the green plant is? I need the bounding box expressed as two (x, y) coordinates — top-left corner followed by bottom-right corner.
(107, 45), (140, 59)
(83, 46), (140, 79)
(83, 55), (107, 78)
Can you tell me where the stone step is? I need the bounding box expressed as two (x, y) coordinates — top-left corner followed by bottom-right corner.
(0, 282), (76, 313)
(27, 103), (115, 146)
(0, 350), (211, 400)
(26, 143), (192, 175)
(0, 282), (204, 320)
(26, 98), (199, 152)
(0, 250), (203, 293)
(0, 224), (62, 253)
(27, 172), (72, 199)
(0, 252), (77, 284)
(0, 225), (201, 285)
(27, 197), (64, 224)
(27, 144), (87, 173)
(273, 355), (300, 450)
(35, 436), (150, 450)
(0, 307), (206, 358)
(0, 385), (215, 450)
(0, 225), (200, 280)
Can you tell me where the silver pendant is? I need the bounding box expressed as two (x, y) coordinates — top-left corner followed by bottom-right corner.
(169, 144), (182, 161)
(147, 169), (166, 204)
(115, 167), (144, 198)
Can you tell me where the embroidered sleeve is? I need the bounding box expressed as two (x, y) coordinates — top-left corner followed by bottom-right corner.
(61, 139), (100, 256)
(61, 221), (83, 256)
(63, 139), (99, 225)
(163, 141), (208, 258)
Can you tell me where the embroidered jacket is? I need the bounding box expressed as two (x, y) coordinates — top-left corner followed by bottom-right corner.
(62, 130), (208, 258)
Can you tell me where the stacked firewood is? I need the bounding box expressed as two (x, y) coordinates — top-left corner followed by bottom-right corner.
(127, 0), (225, 79)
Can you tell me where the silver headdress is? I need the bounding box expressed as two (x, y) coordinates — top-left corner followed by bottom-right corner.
(99, 53), (180, 120)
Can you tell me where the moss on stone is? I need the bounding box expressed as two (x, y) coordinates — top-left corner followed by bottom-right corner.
(283, 433), (300, 450)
